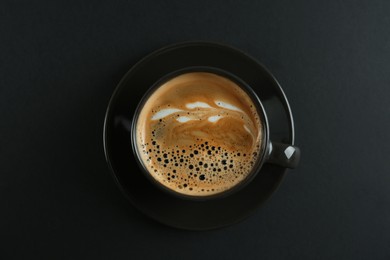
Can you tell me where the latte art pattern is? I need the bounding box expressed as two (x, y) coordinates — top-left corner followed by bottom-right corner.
(136, 72), (263, 196)
(150, 100), (258, 150)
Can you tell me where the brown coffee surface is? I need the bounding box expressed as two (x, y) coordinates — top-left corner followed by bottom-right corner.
(136, 72), (263, 196)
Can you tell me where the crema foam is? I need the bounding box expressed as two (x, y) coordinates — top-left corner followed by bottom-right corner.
(135, 72), (263, 196)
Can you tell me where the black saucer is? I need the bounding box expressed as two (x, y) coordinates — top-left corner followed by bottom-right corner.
(103, 42), (295, 230)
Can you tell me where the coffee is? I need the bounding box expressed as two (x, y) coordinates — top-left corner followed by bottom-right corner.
(135, 72), (263, 196)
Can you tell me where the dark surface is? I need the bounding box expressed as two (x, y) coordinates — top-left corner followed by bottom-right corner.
(104, 42), (294, 229)
(1, 0), (389, 259)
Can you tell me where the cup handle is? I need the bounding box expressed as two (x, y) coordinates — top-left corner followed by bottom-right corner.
(266, 141), (300, 169)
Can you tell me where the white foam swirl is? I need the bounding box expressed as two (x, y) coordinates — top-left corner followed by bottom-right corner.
(151, 108), (183, 120)
(186, 102), (212, 109)
(215, 101), (242, 112)
(177, 116), (192, 123)
(208, 115), (223, 122)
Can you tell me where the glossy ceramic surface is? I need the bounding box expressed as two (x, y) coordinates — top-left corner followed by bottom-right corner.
(104, 42), (295, 230)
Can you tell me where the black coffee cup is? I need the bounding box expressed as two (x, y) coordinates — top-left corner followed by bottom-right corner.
(131, 66), (300, 200)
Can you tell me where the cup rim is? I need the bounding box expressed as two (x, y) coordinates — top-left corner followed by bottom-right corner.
(130, 66), (270, 201)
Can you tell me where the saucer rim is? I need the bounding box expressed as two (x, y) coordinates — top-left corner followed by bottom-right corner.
(103, 41), (295, 230)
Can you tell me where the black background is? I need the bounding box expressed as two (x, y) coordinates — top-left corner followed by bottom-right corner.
(1, 0), (389, 259)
